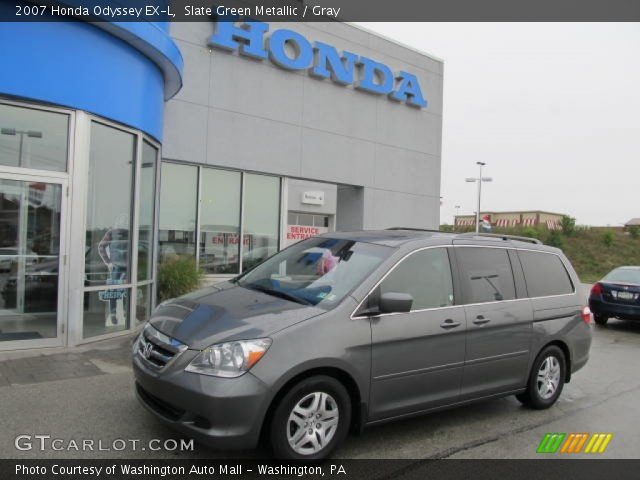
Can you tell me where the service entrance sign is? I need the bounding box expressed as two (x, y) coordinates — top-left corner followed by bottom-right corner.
(286, 224), (329, 246)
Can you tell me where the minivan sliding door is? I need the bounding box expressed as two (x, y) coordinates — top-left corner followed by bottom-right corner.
(453, 245), (533, 400)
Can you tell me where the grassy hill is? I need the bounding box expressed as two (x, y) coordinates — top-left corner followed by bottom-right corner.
(557, 228), (640, 283)
(442, 224), (640, 284)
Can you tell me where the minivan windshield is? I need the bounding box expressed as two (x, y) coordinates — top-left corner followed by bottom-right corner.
(603, 267), (640, 285)
(235, 237), (392, 308)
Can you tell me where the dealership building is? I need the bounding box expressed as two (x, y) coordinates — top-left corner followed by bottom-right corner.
(455, 211), (566, 230)
(0, 18), (443, 350)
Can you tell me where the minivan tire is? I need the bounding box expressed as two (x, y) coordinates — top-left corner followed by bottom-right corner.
(516, 345), (566, 410)
(593, 314), (608, 325)
(269, 375), (351, 460)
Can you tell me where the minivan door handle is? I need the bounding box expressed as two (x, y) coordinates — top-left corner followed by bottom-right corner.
(440, 319), (462, 329)
(473, 315), (491, 325)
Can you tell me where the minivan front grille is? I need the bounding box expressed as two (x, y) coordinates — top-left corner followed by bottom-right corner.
(137, 324), (187, 369)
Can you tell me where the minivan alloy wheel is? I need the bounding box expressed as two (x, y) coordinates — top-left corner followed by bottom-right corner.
(536, 356), (561, 399)
(287, 392), (339, 455)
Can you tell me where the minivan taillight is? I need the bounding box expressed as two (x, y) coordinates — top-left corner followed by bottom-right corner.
(590, 282), (602, 296)
(581, 306), (592, 324)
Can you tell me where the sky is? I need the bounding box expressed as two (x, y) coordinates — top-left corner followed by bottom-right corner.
(356, 23), (640, 226)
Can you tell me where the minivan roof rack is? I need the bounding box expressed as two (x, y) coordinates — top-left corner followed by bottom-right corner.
(386, 227), (442, 233)
(457, 232), (542, 245)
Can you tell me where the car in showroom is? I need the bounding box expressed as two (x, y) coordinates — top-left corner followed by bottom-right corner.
(132, 230), (592, 460)
(589, 266), (640, 325)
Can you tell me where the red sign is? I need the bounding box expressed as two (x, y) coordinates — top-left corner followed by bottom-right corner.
(287, 225), (320, 240)
(286, 225), (328, 245)
(210, 233), (250, 246)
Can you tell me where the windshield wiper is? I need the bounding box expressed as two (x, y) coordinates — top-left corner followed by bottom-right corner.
(244, 283), (313, 306)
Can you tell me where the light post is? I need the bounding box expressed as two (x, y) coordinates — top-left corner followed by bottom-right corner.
(1, 128), (43, 168)
(465, 162), (493, 233)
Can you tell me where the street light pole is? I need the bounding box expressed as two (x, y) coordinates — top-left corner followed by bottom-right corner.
(465, 162), (492, 234)
(476, 162), (485, 233)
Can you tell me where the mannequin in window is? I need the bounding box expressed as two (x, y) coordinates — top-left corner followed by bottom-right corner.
(98, 214), (129, 325)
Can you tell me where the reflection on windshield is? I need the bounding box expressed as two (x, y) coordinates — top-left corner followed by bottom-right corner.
(236, 237), (391, 308)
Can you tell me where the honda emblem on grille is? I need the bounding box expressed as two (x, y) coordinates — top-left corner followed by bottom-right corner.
(142, 342), (153, 359)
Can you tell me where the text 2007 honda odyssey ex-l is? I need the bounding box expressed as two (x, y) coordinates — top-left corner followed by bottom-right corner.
(133, 230), (592, 460)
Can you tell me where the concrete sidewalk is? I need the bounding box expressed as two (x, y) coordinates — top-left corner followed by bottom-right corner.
(0, 334), (134, 387)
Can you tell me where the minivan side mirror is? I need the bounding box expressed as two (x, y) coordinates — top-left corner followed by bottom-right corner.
(379, 292), (413, 314)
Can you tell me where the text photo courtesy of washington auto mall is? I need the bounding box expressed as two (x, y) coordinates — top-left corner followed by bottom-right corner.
(1, 1), (639, 480)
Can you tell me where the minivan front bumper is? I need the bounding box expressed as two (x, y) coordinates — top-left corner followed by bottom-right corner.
(133, 352), (271, 450)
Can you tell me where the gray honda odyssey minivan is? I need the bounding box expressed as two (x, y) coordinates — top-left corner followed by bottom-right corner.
(133, 230), (592, 460)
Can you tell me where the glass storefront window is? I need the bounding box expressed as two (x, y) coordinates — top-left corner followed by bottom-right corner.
(156, 163), (282, 278)
(135, 284), (152, 326)
(243, 174), (280, 271)
(200, 168), (241, 274)
(138, 142), (157, 281)
(0, 102), (161, 345)
(84, 123), (135, 289)
(159, 163), (198, 262)
(82, 124), (160, 338)
(297, 213), (314, 226)
(0, 179), (62, 341)
(0, 103), (69, 172)
(83, 288), (130, 338)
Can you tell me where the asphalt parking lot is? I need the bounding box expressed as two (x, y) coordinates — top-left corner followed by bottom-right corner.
(1, 285), (639, 460)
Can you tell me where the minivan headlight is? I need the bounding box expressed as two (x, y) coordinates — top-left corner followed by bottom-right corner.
(185, 338), (272, 378)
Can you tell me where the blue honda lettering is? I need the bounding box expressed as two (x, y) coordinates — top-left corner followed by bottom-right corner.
(389, 71), (427, 108)
(310, 42), (358, 85)
(208, 21), (268, 60)
(355, 57), (394, 95)
(268, 29), (313, 70)
(207, 21), (427, 108)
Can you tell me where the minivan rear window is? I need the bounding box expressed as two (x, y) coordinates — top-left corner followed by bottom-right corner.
(518, 250), (574, 297)
(456, 247), (517, 304)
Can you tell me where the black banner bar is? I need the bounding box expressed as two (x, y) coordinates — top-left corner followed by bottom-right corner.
(3, 459), (640, 480)
(2, 0), (640, 22)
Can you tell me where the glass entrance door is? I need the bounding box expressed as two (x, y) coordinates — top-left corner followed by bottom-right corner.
(0, 176), (66, 347)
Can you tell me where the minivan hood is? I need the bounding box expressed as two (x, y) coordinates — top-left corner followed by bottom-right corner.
(149, 283), (325, 349)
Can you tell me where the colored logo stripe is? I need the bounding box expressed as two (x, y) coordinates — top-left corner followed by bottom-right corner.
(560, 433), (589, 453)
(584, 433), (613, 454)
(538, 433), (613, 454)
(537, 433), (566, 453)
